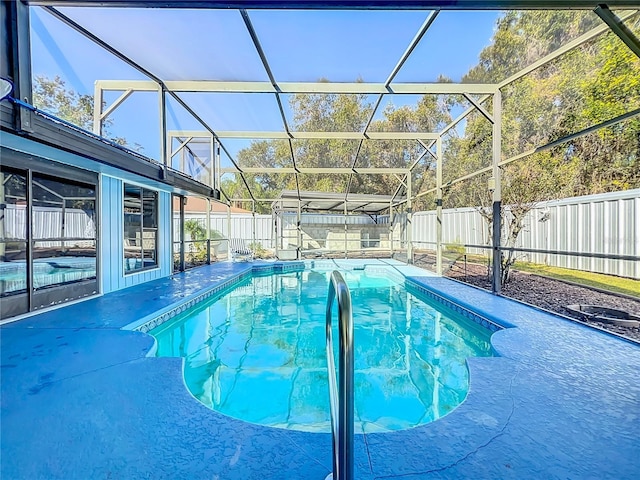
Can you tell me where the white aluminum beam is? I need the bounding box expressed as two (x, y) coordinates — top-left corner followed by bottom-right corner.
(170, 136), (193, 159)
(393, 174), (408, 188)
(95, 79), (498, 95)
(97, 79), (163, 91)
(221, 167), (410, 174)
(366, 131), (441, 140)
(463, 93), (494, 124)
(440, 95), (491, 137)
(498, 10), (637, 88)
(214, 131), (441, 140)
(101, 89), (133, 120)
(385, 11), (440, 86)
(435, 136), (443, 274)
(412, 106), (640, 201)
(408, 95), (490, 172)
(389, 83), (497, 94)
(168, 130), (213, 139)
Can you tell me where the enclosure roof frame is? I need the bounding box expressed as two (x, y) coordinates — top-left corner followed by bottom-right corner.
(16, 2), (640, 208)
(25, 1), (640, 10)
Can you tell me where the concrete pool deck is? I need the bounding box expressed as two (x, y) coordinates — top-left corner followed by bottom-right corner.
(1, 260), (639, 479)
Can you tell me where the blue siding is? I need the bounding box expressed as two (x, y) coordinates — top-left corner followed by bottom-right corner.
(2, 132), (181, 294)
(100, 176), (172, 294)
(158, 191), (172, 278)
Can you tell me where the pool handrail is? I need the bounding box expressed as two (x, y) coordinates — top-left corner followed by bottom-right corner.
(325, 270), (354, 480)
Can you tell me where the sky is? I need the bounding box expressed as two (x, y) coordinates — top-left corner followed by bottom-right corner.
(29, 7), (501, 166)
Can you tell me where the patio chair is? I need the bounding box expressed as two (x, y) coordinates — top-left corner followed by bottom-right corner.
(230, 238), (254, 262)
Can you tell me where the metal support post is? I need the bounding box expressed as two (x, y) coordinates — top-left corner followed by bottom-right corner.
(226, 203), (232, 259)
(93, 83), (103, 135)
(436, 136), (443, 275)
(273, 204), (279, 258)
(0, 173), (4, 262)
(389, 201), (394, 257)
(26, 169), (33, 310)
(217, 142), (222, 195)
(297, 199), (302, 260)
(594, 5), (640, 60)
(344, 202), (348, 259)
(280, 200), (284, 251)
(492, 90), (503, 294)
(159, 85), (168, 179)
(179, 196), (185, 272)
(206, 198), (211, 264)
(252, 200), (256, 251)
(61, 200), (66, 253)
(407, 173), (413, 264)
(214, 137), (219, 188)
(9, 0), (33, 132)
(279, 200), (283, 251)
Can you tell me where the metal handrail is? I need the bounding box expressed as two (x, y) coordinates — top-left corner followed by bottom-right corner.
(325, 271), (354, 480)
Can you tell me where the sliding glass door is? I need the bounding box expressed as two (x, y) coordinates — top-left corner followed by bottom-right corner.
(0, 151), (98, 320)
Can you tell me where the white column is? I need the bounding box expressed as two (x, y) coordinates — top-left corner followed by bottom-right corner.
(492, 90), (502, 293)
(407, 173), (413, 264)
(436, 136), (443, 275)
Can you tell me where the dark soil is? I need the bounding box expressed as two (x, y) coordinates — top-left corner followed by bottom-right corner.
(414, 255), (640, 343)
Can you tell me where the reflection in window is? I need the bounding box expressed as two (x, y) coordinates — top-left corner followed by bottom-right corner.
(33, 241), (97, 290)
(31, 173), (97, 291)
(172, 194), (183, 273)
(1, 168), (97, 300)
(1, 168), (28, 296)
(124, 184), (158, 273)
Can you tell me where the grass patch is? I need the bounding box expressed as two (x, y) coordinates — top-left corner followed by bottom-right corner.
(513, 262), (640, 298)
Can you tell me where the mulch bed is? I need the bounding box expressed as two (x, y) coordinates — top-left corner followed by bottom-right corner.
(414, 256), (640, 343)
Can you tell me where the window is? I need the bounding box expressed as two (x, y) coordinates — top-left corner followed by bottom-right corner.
(124, 184), (158, 273)
(0, 157), (98, 320)
(32, 173), (97, 290)
(0, 167), (28, 299)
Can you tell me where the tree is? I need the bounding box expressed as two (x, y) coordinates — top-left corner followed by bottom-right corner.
(231, 84), (452, 205)
(216, 11), (639, 283)
(444, 11), (639, 285)
(32, 75), (142, 151)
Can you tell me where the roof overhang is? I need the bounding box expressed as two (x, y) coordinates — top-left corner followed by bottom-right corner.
(274, 190), (404, 214)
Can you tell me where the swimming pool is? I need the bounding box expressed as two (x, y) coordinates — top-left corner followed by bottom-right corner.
(150, 264), (495, 433)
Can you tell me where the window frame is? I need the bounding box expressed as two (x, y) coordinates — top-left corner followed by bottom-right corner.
(123, 182), (159, 275)
(0, 150), (99, 319)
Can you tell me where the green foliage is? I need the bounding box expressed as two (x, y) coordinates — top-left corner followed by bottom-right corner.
(446, 12), (640, 285)
(184, 219), (206, 241)
(444, 240), (466, 256)
(32, 75), (95, 131)
(248, 242), (272, 259)
(182, 222), (225, 264)
(222, 89), (453, 206)
(227, 14), (640, 257)
(228, 12), (639, 211)
(32, 75), (143, 151)
(513, 262), (640, 298)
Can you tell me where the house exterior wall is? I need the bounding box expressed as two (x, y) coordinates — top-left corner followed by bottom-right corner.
(100, 175), (172, 294)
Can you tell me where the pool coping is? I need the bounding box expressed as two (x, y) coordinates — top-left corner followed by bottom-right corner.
(126, 261), (306, 334)
(129, 259), (503, 337)
(2, 260), (639, 479)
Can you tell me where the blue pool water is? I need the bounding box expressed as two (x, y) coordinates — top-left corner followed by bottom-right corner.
(151, 267), (494, 433)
